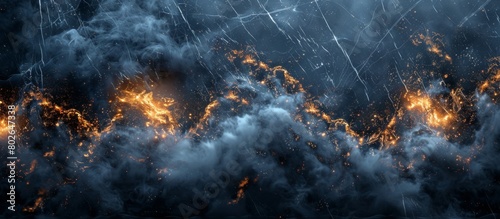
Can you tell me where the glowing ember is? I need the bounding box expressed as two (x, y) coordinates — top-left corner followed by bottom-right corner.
(405, 92), (454, 129)
(117, 90), (178, 133)
(23, 190), (45, 213)
(479, 57), (500, 102)
(412, 31), (452, 63)
(21, 91), (99, 139)
(229, 177), (249, 204)
(377, 115), (400, 149)
(0, 119), (7, 137)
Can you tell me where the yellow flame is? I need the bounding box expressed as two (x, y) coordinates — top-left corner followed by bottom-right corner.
(117, 90), (177, 133)
(405, 92), (454, 128)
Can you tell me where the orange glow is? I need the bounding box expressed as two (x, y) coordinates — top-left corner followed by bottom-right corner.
(229, 177), (249, 204)
(200, 100), (220, 124)
(117, 90), (177, 133)
(188, 100), (220, 135)
(225, 90), (249, 105)
(480, 59), (500, 96)
(0, 119), (7, 137)
(27, 160), (38, 174)
(274, 67), (306, 93)
(21, 91), (99, 139)
(228, 49), (361, 139)
(405, 92), (454, 128)
(413, 31), (452, 63)
(304, 101), (321, 115)
(43, 151), (55, 157)
(225, 90), (239, 101)
(23, 189), (45, 212)
(378, 115), (399, 149)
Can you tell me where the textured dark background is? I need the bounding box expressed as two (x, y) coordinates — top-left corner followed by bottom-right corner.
(1, 0), (499, 218)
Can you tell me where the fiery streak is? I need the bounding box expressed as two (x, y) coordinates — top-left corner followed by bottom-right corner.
(376, 115), (400, 149)
(188, 99), (220, 135)
(27, 160), (38, 174)
(229, 177), (249, 204)
(117, 90), (177, 133)
(21, 91), (99, 138)
(225, 90), (249, 105)
(412, 31), (452, 63)
(23, 189), (45, 212)
(230, 49), (360, 139)
(479, 57), (500, 102)
(199, 100), (220, 124)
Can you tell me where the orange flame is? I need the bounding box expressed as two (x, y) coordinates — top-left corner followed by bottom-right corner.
(405, 92), (454, 129)
(229, 177), (249, 204)
(117, 90), (178, 133)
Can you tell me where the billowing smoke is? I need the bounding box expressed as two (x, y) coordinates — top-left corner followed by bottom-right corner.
(1, 0), (499, 218)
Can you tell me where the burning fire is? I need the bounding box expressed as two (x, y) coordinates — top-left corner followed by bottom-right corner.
(405, 91), (454, 129)
(117, 90), (178, 133)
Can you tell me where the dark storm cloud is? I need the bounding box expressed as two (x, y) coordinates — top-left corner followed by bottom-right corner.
(33, 72), (494, 218)
(1, 0), (500, 218)
(2, 0), (219, 118)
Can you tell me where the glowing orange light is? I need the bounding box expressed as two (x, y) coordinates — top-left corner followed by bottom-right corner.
(0, 119), (7, 137)
(117, 90), (177, 133)
(229, 177), (249, 204)
(405, 92), (454, 128)
(23, 190), (45, 212)
(413, 31), (452, 63)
